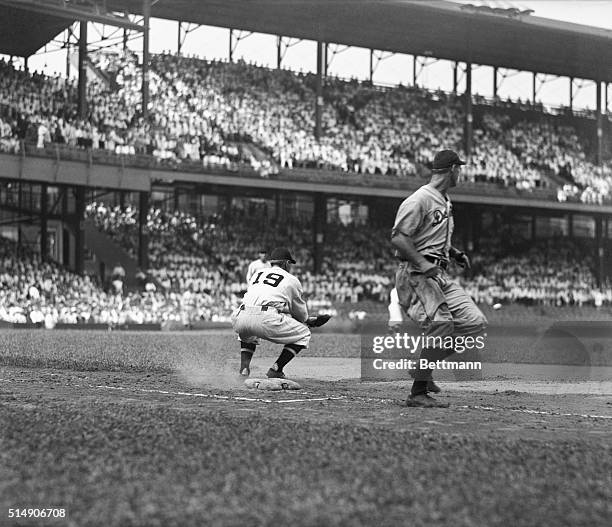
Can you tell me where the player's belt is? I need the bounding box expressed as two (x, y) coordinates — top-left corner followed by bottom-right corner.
(423, 255), (448, 270)
(239, 305), (277, 312)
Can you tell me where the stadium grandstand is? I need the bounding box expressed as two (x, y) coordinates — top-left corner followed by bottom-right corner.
(0, 0), (611, 328)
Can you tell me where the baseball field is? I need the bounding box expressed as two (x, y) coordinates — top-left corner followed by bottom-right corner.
(1, 329), (611, 527)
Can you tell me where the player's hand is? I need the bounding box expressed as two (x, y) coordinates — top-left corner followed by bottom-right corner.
(454, 252), (471, 270)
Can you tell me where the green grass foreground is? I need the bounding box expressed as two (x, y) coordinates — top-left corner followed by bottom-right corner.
(2, 398), (610, 527)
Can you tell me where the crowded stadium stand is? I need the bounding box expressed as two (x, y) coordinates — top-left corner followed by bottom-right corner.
(0, 0), (611, 326)
(2, 52), (612, 203)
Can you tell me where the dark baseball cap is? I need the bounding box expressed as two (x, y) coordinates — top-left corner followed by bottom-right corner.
(432, 149), (466, 170)
(269, 247), (296, 264)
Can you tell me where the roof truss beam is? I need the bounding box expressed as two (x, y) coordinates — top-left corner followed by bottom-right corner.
(0, 0), (143, 31)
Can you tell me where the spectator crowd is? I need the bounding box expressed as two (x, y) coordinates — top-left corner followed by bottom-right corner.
(1, 52), (612, 202)
(4, 200), (610, 327)
(1, 46), (612, 326)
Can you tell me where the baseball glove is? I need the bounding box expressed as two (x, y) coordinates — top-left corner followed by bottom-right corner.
(306, 314), (332, 327)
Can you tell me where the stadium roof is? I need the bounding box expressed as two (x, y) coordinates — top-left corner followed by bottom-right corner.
(0, 4), (71, 57)
(2, 1), (612, 83)
(109, 0), (612, 83)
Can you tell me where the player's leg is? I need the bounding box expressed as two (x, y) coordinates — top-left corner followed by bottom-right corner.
(231, 309), (260, 376)
(409, 309), (454, 398)
(442, 280), (488, 336)
(263, 313), (311, 378)
(239, 340), (256, 376)
(395, 267), (452, 406)
(438, 279), (487, 381)
(267, 342), (305, 379)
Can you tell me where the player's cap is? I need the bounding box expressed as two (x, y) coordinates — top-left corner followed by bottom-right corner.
(432, 149), (466, 170)
(269, 247), (296, 264)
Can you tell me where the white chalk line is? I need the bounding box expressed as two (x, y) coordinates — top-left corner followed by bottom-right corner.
(0, 378), (345, 404)
(457, 404), (612, 420)
(88, 386), (612, 418)
(2, 378), (611, 419)
(95, 384), (346, 404)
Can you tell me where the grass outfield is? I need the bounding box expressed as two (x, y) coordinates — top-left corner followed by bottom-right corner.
(1, 330), (611, 527)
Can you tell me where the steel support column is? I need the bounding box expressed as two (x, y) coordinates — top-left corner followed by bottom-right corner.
(473, 208), (481, 252)
(324, 43), (328, 76)
(275, 192), (281, 221)
(595, 215), (604, 287)
(596, 81), (603, 166)
(229, 29), (234, 62)
(17, 181), (22, 246)
(493, 66), (498, 98)
(138, 191), (149, 269)
(312, 194), (327, 274)
(74, 186), (85, 275)
(464, 63), (473, 157)
(315, 41), (324, 141)
(77, 21), (87, 119)
(40, 184), (48, 261)
(142, 0), (151, 119)
(65, 29), (71, 78)
(178, 21), (182, 55)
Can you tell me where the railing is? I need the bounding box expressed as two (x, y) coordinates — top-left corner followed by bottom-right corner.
(3, 141), (610, 205)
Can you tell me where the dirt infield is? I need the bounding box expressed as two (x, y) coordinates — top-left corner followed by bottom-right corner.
(1, 330), (611, 526)
(2, 365), (612, 429)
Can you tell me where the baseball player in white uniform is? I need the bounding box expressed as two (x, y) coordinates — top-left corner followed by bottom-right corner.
(246, 250), (271, 282)
(391, 149), (487, 408)
(232, 247), (311, 379)
(388, 287), (404, 333)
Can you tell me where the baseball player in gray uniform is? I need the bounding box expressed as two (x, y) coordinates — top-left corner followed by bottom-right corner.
(391, 149), (487, 408)
(232, 247), (313, 379)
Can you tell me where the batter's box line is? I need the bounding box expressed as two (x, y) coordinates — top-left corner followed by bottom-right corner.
(94, 384), (347, 404)
(457, 404), (612, 420)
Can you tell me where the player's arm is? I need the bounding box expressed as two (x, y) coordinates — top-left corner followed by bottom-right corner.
(391, 231), (432, 270)
(391, 198), (440, 278)
(391, 231), (440, 280)
(289, 279), (309, 323)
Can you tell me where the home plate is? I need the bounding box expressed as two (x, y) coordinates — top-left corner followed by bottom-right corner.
(244, 378), (302, 391)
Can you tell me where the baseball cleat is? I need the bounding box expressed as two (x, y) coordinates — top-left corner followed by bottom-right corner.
(405, 394), (449, 408)
(266, 368), (286, 379)
(240, 367), (250, 377)
(427, 380), (441, 393)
